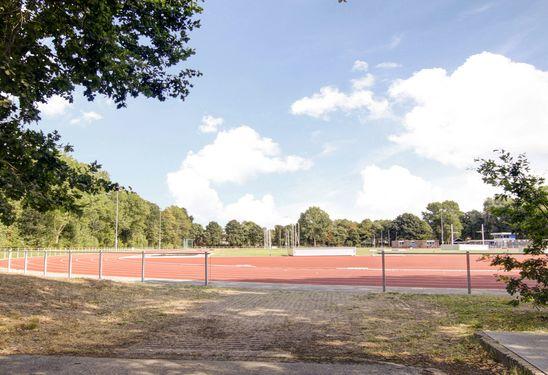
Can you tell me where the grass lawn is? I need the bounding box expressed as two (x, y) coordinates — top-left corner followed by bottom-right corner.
(0, 273), (545, 374)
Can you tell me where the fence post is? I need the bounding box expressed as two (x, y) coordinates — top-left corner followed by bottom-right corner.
(381, 250), (386, 292)
(43, 250), (48, 276)
(68, 250), (73, 278)
(204, 251), (209, 286)
(141, 251), (145, 282)
(466, 251), (471, 294)
(98, 251), (103, 280)
(7, 249), (11, 272)
(24, 250), (28, 274)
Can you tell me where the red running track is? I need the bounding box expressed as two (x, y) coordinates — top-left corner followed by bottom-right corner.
(0, 253), (527, 290)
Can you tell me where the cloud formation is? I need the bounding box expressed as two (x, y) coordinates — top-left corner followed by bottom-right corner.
(356, 165), (496, 219)
(376, 62), (402, 69)
(167, 125), (312, 225)
(352, 60), (369, 72)
(70, 111), (103, 125)
(36, 95), (71, 116)
(291, 85), (389, 120)
(199, 114), (224, 133)
(388, 52), (548, 168)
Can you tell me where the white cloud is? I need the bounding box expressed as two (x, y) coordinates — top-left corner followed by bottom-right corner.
(375, 62), (402, 69)
(320, 143), (337, 156)
(223, 194), (282, 227)
(70, 111), (103, 125)
(356, 165), (497, 219)
(389, 52), (548, 168)
(199, 114), (224, 133)
(37, 95), (71, 116)
(167, 125), (312, 225)
(388, 34), (402, 49)
(351, 73), (375, 90)
(291, 85), (389, 120)
(352, 60), (369, 72)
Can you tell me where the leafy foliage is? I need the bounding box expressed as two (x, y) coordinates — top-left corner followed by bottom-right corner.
(391, 213), (433, 240)
(477, 151), (548, 305)
(0, 0), (202, 224)
(422, 201), (463, 243)
(298, 207), (331, 246)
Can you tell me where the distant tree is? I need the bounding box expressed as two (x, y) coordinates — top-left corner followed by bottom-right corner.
(272, 225), (285, 247)
(477, 150), (547, 305)
(1, 1), (202, 224)
(298, 207), (332, 246)
(483, 197), (513, 235)
(422, 201), (463, 244)
(461, 210), (484, 240)
(204, 221), (223, 247)
(358, 219), (374, 246)
(329, 219), (360, 246)
(160, 206), (192, 248)
(242, 221), (263, 247)
(391, 213), (433, 240)
(190, 223), (205, 247)
(225, 220), (245, 247)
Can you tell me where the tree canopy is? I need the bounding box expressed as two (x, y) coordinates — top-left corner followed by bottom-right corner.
(477, 150), (547, 305)
(0, 0), (202, 224)
(298, 207), (331, 246)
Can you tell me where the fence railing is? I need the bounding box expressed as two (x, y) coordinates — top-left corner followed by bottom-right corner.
(0, 248), (210, 286)
(0, 248), (536, 293)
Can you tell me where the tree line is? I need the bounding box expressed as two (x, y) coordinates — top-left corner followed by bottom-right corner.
(0, 159), (514, 249)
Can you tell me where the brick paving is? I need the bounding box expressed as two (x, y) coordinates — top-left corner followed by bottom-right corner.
(118, 289), (371, 362)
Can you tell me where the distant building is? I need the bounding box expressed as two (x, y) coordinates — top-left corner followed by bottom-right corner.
(491, 232), (517, 247)
(391, 239), (439, 248)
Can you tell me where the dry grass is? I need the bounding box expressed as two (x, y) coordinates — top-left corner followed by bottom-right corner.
(353, 293), (546, 374)
(0, 274), (214, 356)
(0, 273), (546, 374)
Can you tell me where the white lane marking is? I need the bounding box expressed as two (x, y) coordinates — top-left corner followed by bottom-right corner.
(337, 267), (498, 272)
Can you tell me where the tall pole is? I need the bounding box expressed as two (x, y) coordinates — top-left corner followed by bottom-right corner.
(481, 224), (485, 245)
(114, 189), (119, 250)
(158, 210), (162, 250)
(450, 224), (454, 245)
(440, 209), (444, 245)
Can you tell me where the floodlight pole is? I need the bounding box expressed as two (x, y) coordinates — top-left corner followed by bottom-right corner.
(440, 209), (444, 245)
(114, 188), (119, 250)
(481, 224), (485, 245)
(158, 210), (162, 250)
(450, 224), (454, 245)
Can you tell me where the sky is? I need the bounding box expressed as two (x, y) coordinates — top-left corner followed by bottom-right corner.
(37, 0), (548, 227)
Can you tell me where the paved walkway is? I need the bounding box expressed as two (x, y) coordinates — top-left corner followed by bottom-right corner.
(0, 356), (438, 375)
(484, 331), (548, 374)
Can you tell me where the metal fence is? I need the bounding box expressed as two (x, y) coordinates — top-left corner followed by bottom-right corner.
(0, 248), (210, 286)
(0, 248), (533, 293)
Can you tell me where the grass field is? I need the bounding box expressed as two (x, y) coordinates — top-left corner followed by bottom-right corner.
(209, 247), (377, 256)
(0, 273), (545, 374)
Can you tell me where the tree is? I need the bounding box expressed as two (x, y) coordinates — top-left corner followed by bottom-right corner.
(298, 207), (331, 246)
(422, 201), (463, 244)
(391, 213), (433, 240)
(1, 0), (202, 224)
(358, 219), (374, 246)
(483, 197), (513, 235)
(204, 221), (223, 247)
(190, 223), (205, 247)
(160, 206), (192, 248)
(461, 210), (484, 240)
(242, 221), (263, 247)
(225, 220), (245, 247)
(477, 151), (547, 305)
(329, 219), (360, 246)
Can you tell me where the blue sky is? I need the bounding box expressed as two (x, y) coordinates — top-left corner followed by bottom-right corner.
(37, 0), (548, 226)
